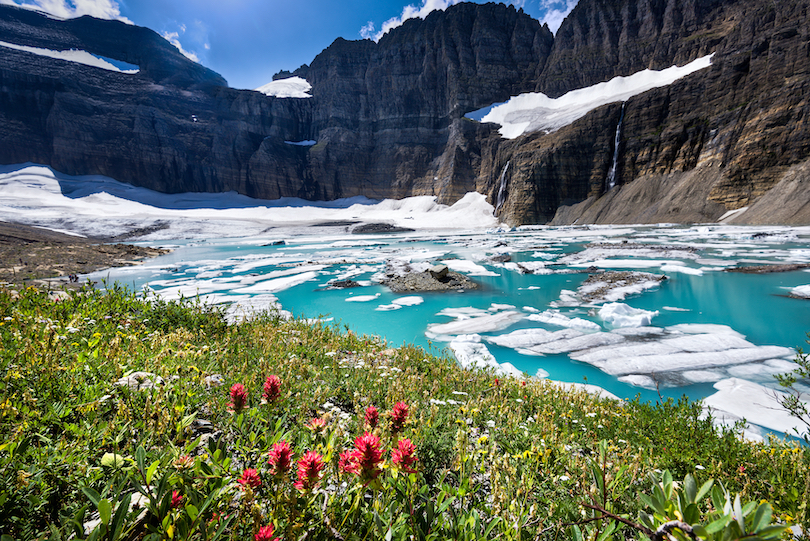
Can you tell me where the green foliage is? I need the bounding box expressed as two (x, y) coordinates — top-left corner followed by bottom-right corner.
(775, 335), (810, 443)
(1, 285), (808, 540)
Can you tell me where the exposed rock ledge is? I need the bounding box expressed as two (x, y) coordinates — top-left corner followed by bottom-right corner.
(0, 221), (168, 289)
(725, 263), (810, 274)
(384, 269), (478, 293)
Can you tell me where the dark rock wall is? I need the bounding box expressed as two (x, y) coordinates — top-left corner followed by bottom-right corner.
(1, 0), (809, 225)
(488, 0), (810, 225)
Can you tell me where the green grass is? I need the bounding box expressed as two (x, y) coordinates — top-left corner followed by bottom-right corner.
(1, 285), (807, 540)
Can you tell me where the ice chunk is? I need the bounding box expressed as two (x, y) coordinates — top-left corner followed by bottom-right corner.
(703, 378), (808, 438)
(486, 328), (583, 349)
(440, 259), (498, 276)
(394, 296), (424, 306)
(726, 360), (798, 380)
(599, 303), (658, 327)
(233, 271), (320, 293)
(345, 293), (381, 302)
(449, 335), (524, 377)
(610, 327), (666, 337)
(791, 284), (810, 298)
(426, 311), (524, 337)
(524, 331), (625, 355)
(618, 375), (658, 389)
(682, 370), (725, 383)
(660, 263), (703, 276)
(526, 310), (601, 331)
(376, 295), (423, 311)
(668, 324), (746, 339)
(575, 344), (794, 377)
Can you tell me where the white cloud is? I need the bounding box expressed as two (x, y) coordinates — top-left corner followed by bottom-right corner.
(359, 20), (376, 40)
(0, 0), (131, 22)
(161, 30), (199, 63)
(537, 0), (578, 33)
(365, 0), (462, 42)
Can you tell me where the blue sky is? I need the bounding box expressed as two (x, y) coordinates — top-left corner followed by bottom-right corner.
(1, 0), (578, 90)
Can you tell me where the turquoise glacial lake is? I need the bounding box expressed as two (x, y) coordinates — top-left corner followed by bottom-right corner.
(92, 224), (810, 408)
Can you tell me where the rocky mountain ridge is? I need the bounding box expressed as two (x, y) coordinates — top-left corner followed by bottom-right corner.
(0, 0), (808, 226)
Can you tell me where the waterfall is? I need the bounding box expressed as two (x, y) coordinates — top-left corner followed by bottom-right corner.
(605, 103), (625, 191)
(495, 161), (510, 212)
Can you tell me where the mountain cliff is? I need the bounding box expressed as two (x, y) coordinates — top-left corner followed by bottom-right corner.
(0, 0), (808, 225)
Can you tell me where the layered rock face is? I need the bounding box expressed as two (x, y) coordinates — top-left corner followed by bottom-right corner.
(0, 0), (808, 225)
(474, 0), (810, 225)
(0, 3), (552, 202)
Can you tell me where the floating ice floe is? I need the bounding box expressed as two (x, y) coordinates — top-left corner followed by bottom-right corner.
(618, 375), (658, 389)
(572, 333), (792, 377)
(485, 320), (797, 389)
(426, 310), (524, 338)
(449, 335), (524, 378)
(791, 284), (810, 298)
(559, 244), (699, 265)
(494, 261), (552, 274)
(660, 263), (704, 276)
(0, 40), (139, 73)
(345, 293), (381, 302)
(598, 303), (658, 328)
(703, 378), (809, 439)
(375, 295), (424, 311)
(232, 271), (321, 294)
(255, 76), (312, 98)
(475, 54), (713, 138)
(440, 259), (498, 276)
(526, 310), (601, 331)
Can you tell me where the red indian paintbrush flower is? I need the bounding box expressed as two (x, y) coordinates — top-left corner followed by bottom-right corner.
(237, 468), (261, 489)
(229, 383), (248, 413)
(170, 490), (184, 509)
(355, 432), (385, 482)
(305, 417), (327, 433)
(339, 432), (386, 484)
(390, 401), (409, 433)
(391, 438), (418, 473)
(267, 440), (293, 476)
(338, 450), (357, 475)
(364, 405), (379, 429)
(254, 524), (279, 541)
(294, 451), (325, 491)
(262, 375), (281, 402)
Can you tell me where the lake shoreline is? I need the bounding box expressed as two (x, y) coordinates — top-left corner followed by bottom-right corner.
(0, 220), (168, 290)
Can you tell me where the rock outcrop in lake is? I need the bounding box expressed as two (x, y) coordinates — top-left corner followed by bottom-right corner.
(0, 0), (808, 225)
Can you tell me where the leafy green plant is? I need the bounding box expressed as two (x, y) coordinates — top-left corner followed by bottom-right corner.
(775, 335), (810, 443)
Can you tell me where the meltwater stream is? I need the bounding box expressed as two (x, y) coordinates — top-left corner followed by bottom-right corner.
(89, 223), (810, 439)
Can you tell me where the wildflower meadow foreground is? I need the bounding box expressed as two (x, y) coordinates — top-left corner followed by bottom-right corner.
(0, 285), (808, 540)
